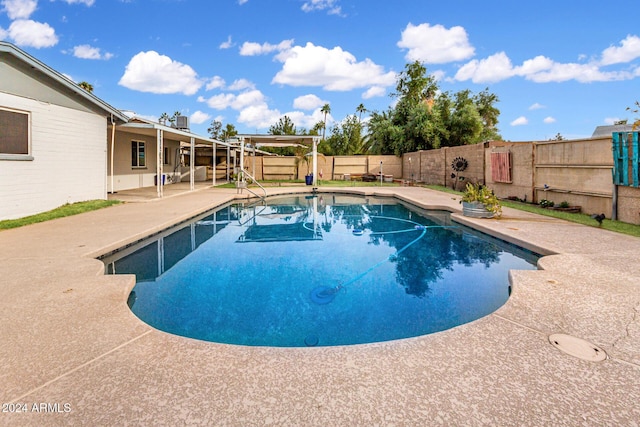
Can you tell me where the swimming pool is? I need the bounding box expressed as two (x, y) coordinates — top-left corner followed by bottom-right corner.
(101, 194), (539, 347)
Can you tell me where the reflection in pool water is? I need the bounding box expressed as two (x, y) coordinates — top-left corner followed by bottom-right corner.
(102, 194), (538, 347)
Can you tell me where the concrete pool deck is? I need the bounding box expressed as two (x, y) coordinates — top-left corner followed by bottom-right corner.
(1, 185), (639, 426)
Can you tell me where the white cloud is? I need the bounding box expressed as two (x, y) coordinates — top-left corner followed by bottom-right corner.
(398, 23), (474, 64)
(190, 110), (211, 125)
(219, 36), (234, 50)
(228, 78), (255, 91)
(510, 116), (528, 126)
(238, 0), (248, 4)
(523, 61), (631, 83)
(454, 34), (640, 85)
(516, 55), (554, 75)
(301, 0), (342, 16)
(362, 86), (386, 99)
(455, 52), (514, 83)
(199, 89), (265, 110)
(600, 35), (640, 65)
(272, 42), (396, 91)
(7, 19), (58, 48)
(200, 93), (236, 110)
(0, 27), (7, 39)
(529, 103), (545, 110)
(604, 117), (621, 125)
(239, 39), (293, 56)
(293, 94), (325, 110)
(233, 89), (265, 109)
(205, 76), (226, 91)
(2, 0), (36, 19)
(236, 104), (282, 129)
(199, 86), (326, 131)
(118, 51), (203, 95)
(543, 116), (556, 124)
(72, 44), (113, 60)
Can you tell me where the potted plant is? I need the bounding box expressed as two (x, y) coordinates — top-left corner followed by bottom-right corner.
(460, 182), (502, 218)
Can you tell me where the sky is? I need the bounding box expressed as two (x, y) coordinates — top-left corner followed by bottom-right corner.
(1, 0), (640, 142)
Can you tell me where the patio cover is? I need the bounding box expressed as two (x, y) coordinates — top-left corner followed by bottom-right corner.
(115, 117), (233, 197)
(236, 134), (322, 186)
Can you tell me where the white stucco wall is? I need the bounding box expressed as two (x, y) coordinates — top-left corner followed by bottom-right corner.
(0, 92), (107, 220)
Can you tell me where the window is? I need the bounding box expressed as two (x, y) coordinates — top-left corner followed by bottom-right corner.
(0, 107), (30, 158)
(131, 141), (146, 168)
(164, 146), (170, 165)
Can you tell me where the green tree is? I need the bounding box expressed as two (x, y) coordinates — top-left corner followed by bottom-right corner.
(356, 103), (366, 122)
(325, 115), (366, 155)
(441, 90), (483, 146)
(77, 81), (93, 93)
(391, 61), (438, 105)
(269, 115), (297, 135)
(207, 120), (222, 139)
(170, 111), (182, 126)
(159, 112), (171, 125)
(311, 121), (325, 136)
(221, 123), (237, 141)
(474, 88), (501, 141)
(367, 110), (398, 155)
(320, 103), (331, 140)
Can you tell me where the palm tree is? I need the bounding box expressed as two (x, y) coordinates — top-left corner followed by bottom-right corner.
(169, 111), (182, 126)
(356, 103), (366, 123)
(159, 112), (170, 125)
(320, 103), (331, 141)
(77, 81), (93, 93)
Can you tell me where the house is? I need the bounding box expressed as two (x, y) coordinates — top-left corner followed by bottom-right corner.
(0, 41), (128, 220)
(0, 42), (234, 220)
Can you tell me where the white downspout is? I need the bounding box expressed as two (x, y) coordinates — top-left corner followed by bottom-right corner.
(190, 137), (195, 191)
(227, 146), (230, 181)
(312, 136), (319, 187)
(213, 141), (217, 186)
(157, 128), (163, 198)
(239, 137), (245, 193)
(109, 115), (116, 194)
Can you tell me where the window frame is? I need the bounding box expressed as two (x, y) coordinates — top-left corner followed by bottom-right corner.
(131, 140), (147, 168)
(0, 106), (32, 161)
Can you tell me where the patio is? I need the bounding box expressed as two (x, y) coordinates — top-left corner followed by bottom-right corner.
(1, 185), (639, 425)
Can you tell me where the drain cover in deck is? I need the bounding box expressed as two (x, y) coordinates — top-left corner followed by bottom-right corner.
(548, 334), (607, 362)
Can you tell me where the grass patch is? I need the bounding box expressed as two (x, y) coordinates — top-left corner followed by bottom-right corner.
(423, 184), (640, 238)
(0, 200), (121, 230)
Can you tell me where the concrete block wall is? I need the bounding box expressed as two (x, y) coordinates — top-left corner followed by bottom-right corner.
(618, 186), (640, 224)
(486, 141), (535, 203)
(444, 144), (485, 190)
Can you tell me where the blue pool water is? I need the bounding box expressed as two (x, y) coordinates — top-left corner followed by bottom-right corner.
(101, 194), (539, 347)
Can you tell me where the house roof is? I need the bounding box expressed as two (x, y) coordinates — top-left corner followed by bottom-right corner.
(236, 134), (320, 148)
(0, 41), (129, 123)
(591, 124), (635, 138)
(120, 117), (233, 148)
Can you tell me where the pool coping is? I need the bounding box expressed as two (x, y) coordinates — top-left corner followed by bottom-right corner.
(1, 185), (639, 425)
